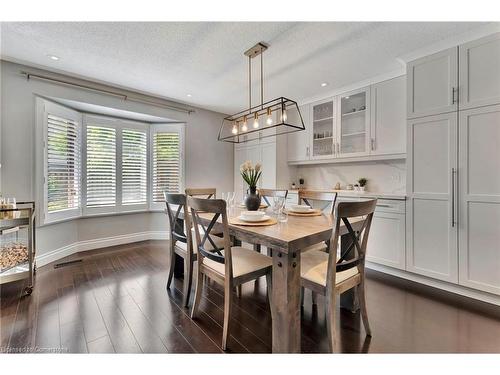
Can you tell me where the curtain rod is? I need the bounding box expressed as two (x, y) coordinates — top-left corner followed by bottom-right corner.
(21, 71), (195, 115)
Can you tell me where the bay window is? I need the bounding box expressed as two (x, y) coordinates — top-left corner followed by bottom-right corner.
(39, 99), (184, 224)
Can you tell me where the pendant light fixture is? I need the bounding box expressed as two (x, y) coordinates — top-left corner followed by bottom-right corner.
(218, 42), (305, 143)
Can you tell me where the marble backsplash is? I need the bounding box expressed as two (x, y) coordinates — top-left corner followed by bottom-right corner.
(293, 159), (406, 194)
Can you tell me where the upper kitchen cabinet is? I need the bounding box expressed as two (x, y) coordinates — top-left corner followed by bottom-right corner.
(311, 98), (336, 160)
(337, 87), (370, 157)
(407, 47), (458, 119)
(459, 32), (500, 110)
(287, 104), (310, 162)
(370, 76), (406, 155)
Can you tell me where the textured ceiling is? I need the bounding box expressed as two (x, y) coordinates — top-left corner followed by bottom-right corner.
(0, 22), (492, 114)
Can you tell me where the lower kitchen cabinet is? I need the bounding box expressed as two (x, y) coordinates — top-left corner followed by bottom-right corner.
(366, 210), (406, 270)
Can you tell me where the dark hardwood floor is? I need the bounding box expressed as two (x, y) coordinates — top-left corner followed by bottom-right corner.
(1, 240), (500, 353)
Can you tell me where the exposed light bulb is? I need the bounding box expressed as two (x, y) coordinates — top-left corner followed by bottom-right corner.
(231, 124), (238, 135)
(253, 113), (259, 129)
(266, 107), (273, 126)
(281, 105), (287, 122)
(241, 121), (248, 132)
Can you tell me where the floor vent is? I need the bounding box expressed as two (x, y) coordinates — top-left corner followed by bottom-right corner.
(54, 259), (83, 269)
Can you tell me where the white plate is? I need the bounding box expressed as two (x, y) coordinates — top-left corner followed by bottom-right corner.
(289, 206), (313, 213)
(238, 214), (271, 223)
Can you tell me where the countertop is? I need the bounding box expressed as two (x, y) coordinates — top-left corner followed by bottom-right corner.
(287, 188), (407, 201)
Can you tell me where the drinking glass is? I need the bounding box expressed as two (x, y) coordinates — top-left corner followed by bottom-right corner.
(277, 197), (288, 222)
(228, 192), (236, 208)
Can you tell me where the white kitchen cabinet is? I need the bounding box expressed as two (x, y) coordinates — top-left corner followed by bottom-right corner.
(406, 112), (458, 283)
(370, 76), (406, 155)
(458, 104), (500, 295)
(366, 201), (406, 270)
(311, 98), (336, 160)
(287, 104), (310, 162)
(459, 32), (500, 110)
(337, 87), (371, 158)
(407, 47), (458, 119)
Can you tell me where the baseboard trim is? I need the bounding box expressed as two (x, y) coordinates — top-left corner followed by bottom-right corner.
(366, 261), (500, 307)
(36, 231), (169, 267)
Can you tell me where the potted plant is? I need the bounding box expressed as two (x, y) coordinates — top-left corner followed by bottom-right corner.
(240, 161), (262, 211)
(358, 178), (368, 192)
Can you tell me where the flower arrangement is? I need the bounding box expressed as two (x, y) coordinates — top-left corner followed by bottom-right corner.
(240, 161), (262, 189)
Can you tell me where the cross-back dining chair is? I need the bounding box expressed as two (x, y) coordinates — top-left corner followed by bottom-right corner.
(185, 187), (221, 236)
(164, 192), (225, 307)
(298, 190), (338, 253)
(258, 188), (288, 206)
(188, 196), (273, 351)
(300, 199), (376, 352)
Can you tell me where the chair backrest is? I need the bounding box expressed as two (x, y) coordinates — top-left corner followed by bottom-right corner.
(185, 188), (216, 199)
(299, 190), (338, 214)
(187, 197), (234, 277)
(164, 192), (191, 251)
(258, 188), (288, 206)
(326, 199), (377, 288)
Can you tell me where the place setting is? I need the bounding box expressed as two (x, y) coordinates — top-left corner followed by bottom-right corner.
(285, 204), (323, 217)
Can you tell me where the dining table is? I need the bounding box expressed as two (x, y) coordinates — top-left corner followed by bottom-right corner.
(181, 205), (363, 353)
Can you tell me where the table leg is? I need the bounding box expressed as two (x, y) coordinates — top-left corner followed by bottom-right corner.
(339, 233), (360, 312)
(272, 249), (301, 353)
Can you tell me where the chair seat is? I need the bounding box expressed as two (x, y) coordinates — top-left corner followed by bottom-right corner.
(302, 242), (328, 253)
(301, 250), (359, 287)
(176, 232), (225, 253)
(202, 246), (272, 278)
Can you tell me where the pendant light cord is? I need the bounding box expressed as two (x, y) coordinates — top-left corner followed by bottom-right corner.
(260, 47), (264, 109)
(248, 55), (252, 110)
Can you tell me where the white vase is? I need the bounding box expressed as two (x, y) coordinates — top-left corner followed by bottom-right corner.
(359, 186), (366, 191)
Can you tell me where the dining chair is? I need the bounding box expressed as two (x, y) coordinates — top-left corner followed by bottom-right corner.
(298, 190), (338, 252)
(164, 192), (225, 307)
(188, 196), (273, 351)
(258, 188), (288, 206)
(185, 187), (216, 199)
(300, 199), (376, 352)
(185, 187), (222, 236)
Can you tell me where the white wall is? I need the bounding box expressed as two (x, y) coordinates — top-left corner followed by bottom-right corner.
(0, 60), (233, 257)
(294, 159), (406, 193)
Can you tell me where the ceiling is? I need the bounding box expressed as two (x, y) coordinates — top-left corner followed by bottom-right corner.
(0, 22), (493, 114)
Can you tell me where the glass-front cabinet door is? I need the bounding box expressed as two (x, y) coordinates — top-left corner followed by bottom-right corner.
(337, 87), (370, 157)
(310, 98), (336, 159)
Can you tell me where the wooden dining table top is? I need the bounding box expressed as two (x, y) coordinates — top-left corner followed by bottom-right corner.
(193, 206), (362, 254)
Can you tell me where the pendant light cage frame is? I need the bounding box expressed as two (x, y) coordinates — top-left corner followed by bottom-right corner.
(218, 42), (305, 144)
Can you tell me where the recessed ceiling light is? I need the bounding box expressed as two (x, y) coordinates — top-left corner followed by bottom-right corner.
(321, 82), (328, 87)
(47, 54), (60, 61)
(186, 94), (192, 97)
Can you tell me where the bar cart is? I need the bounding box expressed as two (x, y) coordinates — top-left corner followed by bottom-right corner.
(0, 201), (36, 295)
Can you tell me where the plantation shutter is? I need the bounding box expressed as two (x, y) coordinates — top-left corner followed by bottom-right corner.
(86, 125), (117, 207)
(122, 129), (147, 205)
(151, 124), (184, 205)
(46, 113), (81, 215)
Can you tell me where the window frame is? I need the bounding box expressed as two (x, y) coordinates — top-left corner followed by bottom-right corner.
(37, 98), (186, 225)
(82, 114), (150, 216)
(149, 123), (186, 211)
(41, 100), (83, 224)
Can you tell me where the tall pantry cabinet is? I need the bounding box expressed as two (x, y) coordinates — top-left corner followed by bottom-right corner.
(406, 32), (500, 294)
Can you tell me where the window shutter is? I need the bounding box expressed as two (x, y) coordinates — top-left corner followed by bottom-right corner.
(152, 131), (181, 202)
(122, 129), (147, 205)
(86, 125), (116, 207)
(46, 114), (81, 213)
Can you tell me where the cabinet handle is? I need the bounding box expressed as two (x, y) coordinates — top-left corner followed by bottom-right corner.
(371, 138), (375, 151)
(452, 87), (457, 104)
(451, 168), (457, 227)
(337, 142), (340, 156)
(306, 146), (309, 157)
